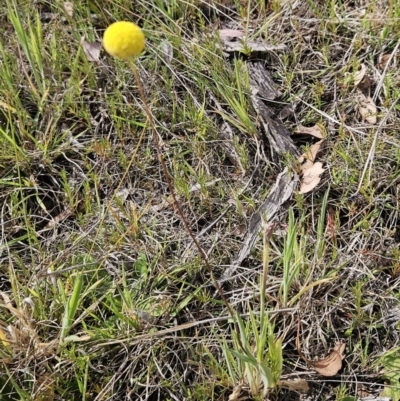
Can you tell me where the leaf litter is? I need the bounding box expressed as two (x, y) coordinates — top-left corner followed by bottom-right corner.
(293, 124), (326, 139)
(298, 140), (325, 194)
(81, 39), (101, 62)
(353, 63), (368, 87)
(358, 91), (377, 124)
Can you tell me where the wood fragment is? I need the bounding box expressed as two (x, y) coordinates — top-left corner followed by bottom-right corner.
(247, 62), (281, 100)
(222, 40), (286, 54)
(247, 62), (298, 157)
(219, 168), (298, 283)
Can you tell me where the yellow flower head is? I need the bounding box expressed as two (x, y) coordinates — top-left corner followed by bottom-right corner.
(103, 21), (145, 60)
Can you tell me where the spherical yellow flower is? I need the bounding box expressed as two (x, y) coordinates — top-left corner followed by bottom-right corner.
(103, 21), (145, 60)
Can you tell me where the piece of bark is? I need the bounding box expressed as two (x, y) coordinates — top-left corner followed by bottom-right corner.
(247, 62), (280, 100)
(222, 40), (286, 54)
(251, 93), (299, 156)
(247, 61), (299, 157)
(219, 168), (298, 283)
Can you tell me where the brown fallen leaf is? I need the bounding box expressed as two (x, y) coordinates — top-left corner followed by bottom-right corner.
(296, 316), (346, 377)
(378, 53), (392, 70)
(308, 342), (346, 376)
(297, 139), (325, 194)
(297, 139), (324, 164)
(293, 124), (325, 139)
(358, 91), (377, 124)
(278, 379), (309, 393)
(299, 162), (325, 194)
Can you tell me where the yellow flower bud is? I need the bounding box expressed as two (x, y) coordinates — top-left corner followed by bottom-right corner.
(103, 21), (145, 60)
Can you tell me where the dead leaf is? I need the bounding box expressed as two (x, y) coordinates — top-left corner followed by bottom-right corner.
(296, 317), (345, 377)
(293, 124), (325, 139)
(299, 162), (325, 194)
(358, 91), (377, 124)
(63, 2), (74, 17)
(297, 139), (325, 193)
(278, 379), (309, 393)
(308, 343), (346, 376)
(354, 64), (367, 86)
(378, 54), (392, 70)
(297, 139), (324, 164)
(219, 29), (245, 39)
(308, 140), (324, 160)
(357, 74), (372, 93)
(81, 39), (101, 62)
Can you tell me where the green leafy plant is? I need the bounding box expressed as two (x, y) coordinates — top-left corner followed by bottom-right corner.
(219, 227), (282, 398)
(376, 349), (400, 401)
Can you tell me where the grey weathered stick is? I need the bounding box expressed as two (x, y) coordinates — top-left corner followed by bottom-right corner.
(219, 167), (298, 284)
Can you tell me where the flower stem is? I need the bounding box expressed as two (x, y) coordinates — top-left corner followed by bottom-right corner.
(128, 60), (236, 319)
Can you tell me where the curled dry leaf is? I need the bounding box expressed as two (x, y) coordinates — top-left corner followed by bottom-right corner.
(297, 139), (324, 164)
(353, 64), (367, 86)
(299, 162), (325, 194)
(358, 91), (377, 124)
(296, 317), (345, 377)
(278, 379), (309, 393)
(378, 53), (392, 70)
(308, 342), (346, 376)
(297, 139), (325, 194)
(81, 40), (102, 62)
(293, 124), (325, 139)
